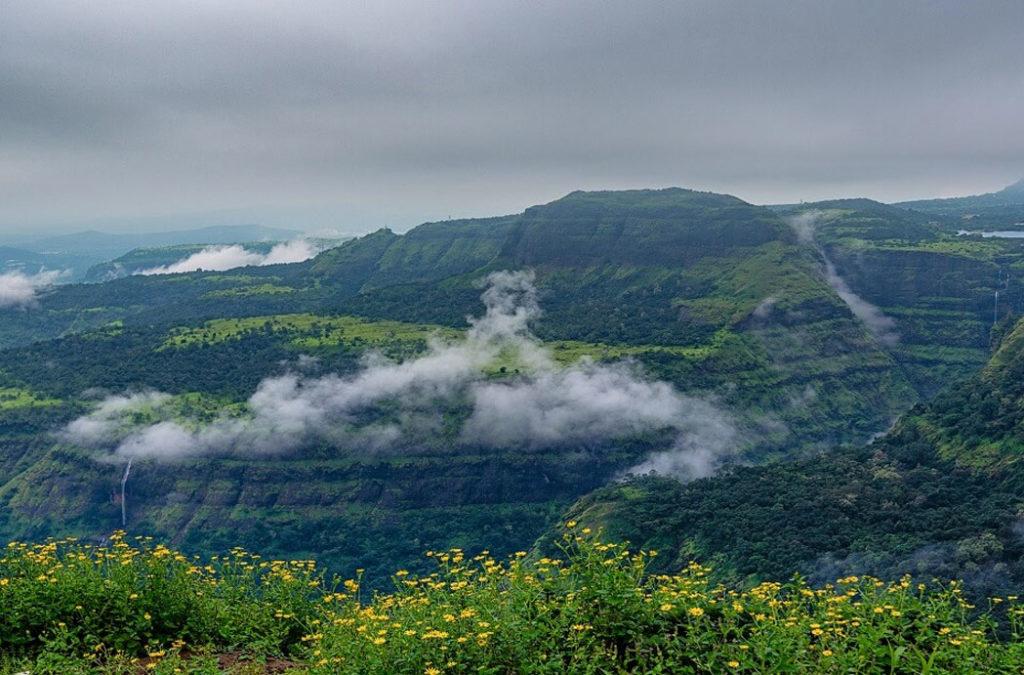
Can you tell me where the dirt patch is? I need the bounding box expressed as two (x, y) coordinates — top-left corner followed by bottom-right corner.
(135, 650), (305, 673)
(215, 652), (304, 673)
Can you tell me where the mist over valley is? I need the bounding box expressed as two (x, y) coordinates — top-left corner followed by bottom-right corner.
(3, 2), (1024, 671)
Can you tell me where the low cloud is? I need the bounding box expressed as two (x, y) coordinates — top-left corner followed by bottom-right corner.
(139, 239), (318, 275)
(752, 295), (778, 319)
(63, 270), (736, 479)
(623, 400), (739, 479)
(463, 363), (686, 448)
(259, 240), (320, 266)
(787, 212), (900, 346)
(63, 391), (173, 444)
(822, 257), (900, 346)
(0, 269), (65, 308)
(788, 213), (818, 245)
(789, 384), (818, 407)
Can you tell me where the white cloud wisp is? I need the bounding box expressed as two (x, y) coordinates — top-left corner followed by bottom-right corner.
(139, 240), (318, 275)
(0, 269), (65, 308)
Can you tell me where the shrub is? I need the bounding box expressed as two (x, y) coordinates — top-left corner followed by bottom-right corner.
(4, 527), (1024, 673)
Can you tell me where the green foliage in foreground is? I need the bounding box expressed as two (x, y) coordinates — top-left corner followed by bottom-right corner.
(4, 532), (1024, 673)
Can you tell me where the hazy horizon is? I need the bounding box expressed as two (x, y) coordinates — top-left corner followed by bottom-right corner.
(1, 176), (1019, 242)
(3, 1), (1023, 236)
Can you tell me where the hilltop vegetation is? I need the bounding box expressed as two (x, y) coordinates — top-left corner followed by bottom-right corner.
(5, 530), (1024, 674)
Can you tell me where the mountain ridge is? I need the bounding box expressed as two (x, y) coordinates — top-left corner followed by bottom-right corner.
(13, 224), (302, 254)
(896, 178), (1024, 215)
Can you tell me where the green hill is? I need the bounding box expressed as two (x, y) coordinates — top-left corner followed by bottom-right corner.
(552, 312), (1024, 597)
(773, 199), (1024, 393)
(895, 179), (1024, 231)
(0, 188), (925, 455)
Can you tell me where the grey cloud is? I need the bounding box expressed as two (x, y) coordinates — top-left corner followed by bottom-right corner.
(2, 1), (1023, 232)
(752, 296), (778, 319)
(788, 214), (818, 246)
(62, 391), (173, 445)
(625, 400), (740, 480)
(790, 385), (819, 408)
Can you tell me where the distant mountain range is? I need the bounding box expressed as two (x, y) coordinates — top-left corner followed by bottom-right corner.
(3, 181), (1023, 281)
(0, 246), (61, 276)
(896, 178), (1024, 225)
(16, 224), (301, 255)
(0, 224), (302, 280)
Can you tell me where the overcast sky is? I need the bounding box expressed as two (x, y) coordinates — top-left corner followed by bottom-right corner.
(2, 0), (1023, 235)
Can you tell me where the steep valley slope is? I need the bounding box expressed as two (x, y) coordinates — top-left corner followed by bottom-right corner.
(552, 310), (1024, 597)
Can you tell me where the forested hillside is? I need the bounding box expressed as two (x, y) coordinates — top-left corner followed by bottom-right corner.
(1, 186), (1023, 587)
(554, 311), (1024, 598)
(775, 198), (1024, 393)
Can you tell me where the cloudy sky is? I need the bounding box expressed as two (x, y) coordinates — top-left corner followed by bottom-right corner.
(2, 0), (1023, 234)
